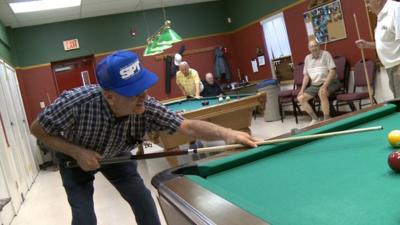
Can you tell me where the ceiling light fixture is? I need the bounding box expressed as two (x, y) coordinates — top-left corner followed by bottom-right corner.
(9, 0), (81, 14)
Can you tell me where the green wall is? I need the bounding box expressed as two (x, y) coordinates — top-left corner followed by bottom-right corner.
(225, 0), (300, 29)
(0, 22), (13, 64)
(12, 1), (230, 67)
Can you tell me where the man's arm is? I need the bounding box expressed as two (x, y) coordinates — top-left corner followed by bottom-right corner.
(322, 69), (336, 88)
(31, 119), (101, 171)
(176, 78), (187, 96)
(177, 84), (187, 96)
(193, 71), (201, 98)
(194, 81), (201, 98)
(355, 39), (376, 49)
(177, 119), (257, 148)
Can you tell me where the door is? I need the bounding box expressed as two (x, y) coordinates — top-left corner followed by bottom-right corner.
(0, 114), (22, 214)
(5, 65), (38, 182)
(51, 56), (97, 95)
(0, 62), (29, 198)
(260, 12), (293, 82)
(0, 157), (15, 225)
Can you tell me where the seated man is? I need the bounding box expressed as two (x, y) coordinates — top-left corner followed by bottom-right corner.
(201, 73), (223, 97)
(176, 61), (202, 98)
(297, 39), (340, 125)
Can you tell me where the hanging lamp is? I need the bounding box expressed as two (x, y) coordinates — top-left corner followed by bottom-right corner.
(157, 20), (182, 45)
(142, 0), (182, 56)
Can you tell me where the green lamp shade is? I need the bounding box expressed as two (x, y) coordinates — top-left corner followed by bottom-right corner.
(143, 45), (163, 56)
(143, 39), (172, 56)
(150, 38), (172, 51)
(157, 28), (183, 45)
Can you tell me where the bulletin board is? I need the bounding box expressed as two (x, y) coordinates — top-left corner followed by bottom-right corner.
(303, 0), (347, 43)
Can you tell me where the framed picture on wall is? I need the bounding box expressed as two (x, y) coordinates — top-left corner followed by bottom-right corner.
(303, 0), (346, 43)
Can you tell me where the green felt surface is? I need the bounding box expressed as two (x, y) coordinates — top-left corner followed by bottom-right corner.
(165, 94), (251, 112)
(185, 104), (400, 225)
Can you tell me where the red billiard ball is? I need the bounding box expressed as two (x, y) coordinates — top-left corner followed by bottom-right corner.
(388, 151), (400, 172)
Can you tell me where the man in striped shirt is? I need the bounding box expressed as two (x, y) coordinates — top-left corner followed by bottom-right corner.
(297, 39), (340, 126)
(30, 50), (257, 225)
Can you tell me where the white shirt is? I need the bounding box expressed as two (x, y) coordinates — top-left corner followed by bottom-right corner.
(303, 50), (336, 85)
(375, 0), (400, 69)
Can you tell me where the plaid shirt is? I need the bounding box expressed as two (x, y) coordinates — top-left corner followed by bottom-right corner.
(38, 85), (183, 158)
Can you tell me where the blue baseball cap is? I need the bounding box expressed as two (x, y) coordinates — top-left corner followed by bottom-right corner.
(95, 50), (158, 96)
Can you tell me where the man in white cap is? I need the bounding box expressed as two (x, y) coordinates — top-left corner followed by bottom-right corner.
(30, 50), (257, 225)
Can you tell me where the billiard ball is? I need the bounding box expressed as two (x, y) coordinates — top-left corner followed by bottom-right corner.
(218, 97), (224, 102)
(201, 100), (209, 106)
(225, 96), (231, 101)
(388, 151), (400, 172)
(175, 109), (186, 114)
(388, 130), (400, 147)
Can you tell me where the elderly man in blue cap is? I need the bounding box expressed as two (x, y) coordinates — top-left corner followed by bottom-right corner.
(30, 50), (257, 225)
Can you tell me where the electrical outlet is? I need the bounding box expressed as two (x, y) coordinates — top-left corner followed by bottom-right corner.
(40, 101), (45, 108)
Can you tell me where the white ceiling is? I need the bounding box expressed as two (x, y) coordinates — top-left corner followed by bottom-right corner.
(0, 0), (217, 28)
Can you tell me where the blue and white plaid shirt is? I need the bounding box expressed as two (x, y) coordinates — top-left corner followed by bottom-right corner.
(38, 85), (183, 158)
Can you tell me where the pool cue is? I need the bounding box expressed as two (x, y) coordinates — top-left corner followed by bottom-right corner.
(64, 126), (382, 168)
(202, 125), (382, 152)
(353, 13), (374, 105)
(64, 150), (196, 168)
(46, 92), (52, 104)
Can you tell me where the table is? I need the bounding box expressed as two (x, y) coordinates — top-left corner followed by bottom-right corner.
(152, 102), (400, 225)
(150, 92), (266, 149)
(223, 83), (257, 95)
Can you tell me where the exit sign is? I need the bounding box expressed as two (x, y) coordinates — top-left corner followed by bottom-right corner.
(63, 39), (80, 51)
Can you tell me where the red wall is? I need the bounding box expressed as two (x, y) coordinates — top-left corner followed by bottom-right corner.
(284, 0), (375, 66)
(17, 66), (58, 125)
(230, 23), (273, 81)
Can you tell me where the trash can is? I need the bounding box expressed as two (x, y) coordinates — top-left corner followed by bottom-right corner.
(257, 79), (280, 122)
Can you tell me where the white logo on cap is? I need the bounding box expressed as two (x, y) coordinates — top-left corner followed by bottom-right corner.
(120, 60), (140, 79)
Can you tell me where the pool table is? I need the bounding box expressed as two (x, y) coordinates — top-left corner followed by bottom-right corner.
(223, 83), (257, 95)
(152, 101), (400, 225)
(149, 92), (266, 149)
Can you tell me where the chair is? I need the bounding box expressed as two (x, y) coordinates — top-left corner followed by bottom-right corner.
(336, 59), (377, 112)
(278, 62), (304, 123)
(333, 55), (350, 94)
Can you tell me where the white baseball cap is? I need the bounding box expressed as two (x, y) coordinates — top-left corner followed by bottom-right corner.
(174, 53), (182, 66)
